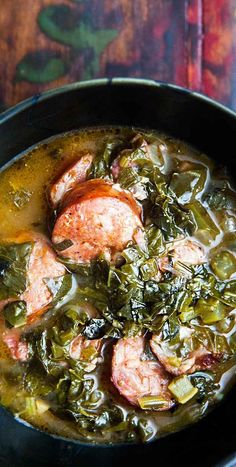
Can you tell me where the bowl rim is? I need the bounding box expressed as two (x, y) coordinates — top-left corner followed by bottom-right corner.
(1, 77), (236, 125)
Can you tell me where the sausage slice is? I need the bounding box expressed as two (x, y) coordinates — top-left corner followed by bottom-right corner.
(52, 179), (143, 263)
(150, 332), (220, 376)
(49, 153), (93, 207)
(159, 239), (206, 274)
(3, 329), (29, 362)
(111, 336), (174, 409)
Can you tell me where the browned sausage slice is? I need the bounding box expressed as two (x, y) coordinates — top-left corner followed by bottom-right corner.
(150, 331), (220, 376)
(52, 179), (143, 263)
(159, 239), (206, 274)
(111, 336), (174, 409)
(49, 153), (93, 207)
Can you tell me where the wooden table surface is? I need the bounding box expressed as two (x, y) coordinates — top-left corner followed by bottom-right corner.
(0, 0), (236, 111)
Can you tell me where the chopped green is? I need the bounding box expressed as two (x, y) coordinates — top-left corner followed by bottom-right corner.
(3, 300), (27, 327)
(179, 307), (197, 323)
(169, 169), (207, 204)
(210, 250), (236, 280)
(140, 258), (158, 281)
(187, 201), (220, 245)
(89, 140), (122, 179)
(0, 242), (33, 299)
(195, 298), (228, 324)
(204, 180), (236, 210)
(44, 273), (73, 307)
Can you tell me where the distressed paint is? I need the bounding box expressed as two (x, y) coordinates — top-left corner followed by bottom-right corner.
(0, 0), (235, 109)
(185, 0), (203, 90)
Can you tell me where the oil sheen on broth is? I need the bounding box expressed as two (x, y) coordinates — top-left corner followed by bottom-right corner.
(0, 128), (236, 444)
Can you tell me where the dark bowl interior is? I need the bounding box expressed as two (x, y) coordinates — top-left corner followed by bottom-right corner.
(0, 78), (236, 467)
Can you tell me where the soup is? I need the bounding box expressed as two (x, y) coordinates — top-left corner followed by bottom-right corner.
(0, 127), (236, 444)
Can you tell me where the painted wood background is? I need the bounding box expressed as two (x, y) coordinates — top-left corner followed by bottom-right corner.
(0, 0), (236, 111)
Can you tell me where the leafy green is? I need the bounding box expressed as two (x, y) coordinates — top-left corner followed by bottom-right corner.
(44, 273), (74, 307)
(146, 226), (165, 257)
(0, 242), (33, 299)
(36, 330), (67, 377)
(187, 201), (220, 245)
(204, 180), (236, 211)
(152, 196), (195, 241)
(89, 140), (122, 179)
(195, 298), (229, 324)
(3, 300), (27, 328)
(190, 371), (218, 402)
(169, 169), (207, 204)
(210, 250), (236, 280)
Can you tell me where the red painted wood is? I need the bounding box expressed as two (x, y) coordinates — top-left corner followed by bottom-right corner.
(0, 0), (235, 109)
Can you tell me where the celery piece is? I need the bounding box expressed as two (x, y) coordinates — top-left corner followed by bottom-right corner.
(195, 297), (227, 324)
(211, 250), (236, 280)
(223, 280), (236, 306)
(168, 375), (198, 404)
(187, 201), (220, 245)
(24, 397), (37, 417)
(138, 395), (170, 410)
(35, 399), (50, 414)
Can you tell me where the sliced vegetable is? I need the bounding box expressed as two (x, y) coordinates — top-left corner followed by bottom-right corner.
(89, 140), (121, 179)
(204, 180), (236, 211)
(44, 273), (73, 307)
(138, 395), (171, 410)
(210, 250), (236, 280)
(187, 201), (220, 245)
(169, 169), (207, 204)
(168, 375), (198, 404)
(195, 298), (228, 324)
(140, 259), (158, 281)
(0, 242), (33, 299)
(3, 300), (27, 327)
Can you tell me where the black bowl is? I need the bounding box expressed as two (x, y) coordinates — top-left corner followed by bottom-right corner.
(0, 78), (236, 467)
